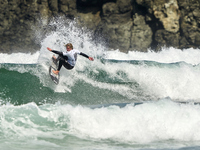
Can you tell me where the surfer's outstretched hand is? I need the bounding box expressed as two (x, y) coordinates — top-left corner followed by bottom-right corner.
(47, 47), (52, 51)
(89, 57), (94, 61)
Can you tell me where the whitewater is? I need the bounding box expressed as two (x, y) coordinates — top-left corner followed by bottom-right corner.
(1, 19), (200, 150)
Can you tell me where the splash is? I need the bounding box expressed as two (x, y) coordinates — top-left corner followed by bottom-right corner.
(1, 19), (200, 101)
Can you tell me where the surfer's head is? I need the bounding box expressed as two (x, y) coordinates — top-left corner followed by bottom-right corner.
(65, 43), (73, 51)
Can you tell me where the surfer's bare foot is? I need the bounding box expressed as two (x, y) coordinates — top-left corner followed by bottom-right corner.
(52, 55), (57, 60)
(53, 70), (59, 74)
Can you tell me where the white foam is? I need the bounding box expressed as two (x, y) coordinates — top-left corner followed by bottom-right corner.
(105, 47), (200, 65)
(65, 100), (200, 144)
(1, 100), (200, 147)
(32, 100), (200, 145)
(37, 19), (105, 92)
(0, 52), (39, 64)
(130, 63), (200, 100)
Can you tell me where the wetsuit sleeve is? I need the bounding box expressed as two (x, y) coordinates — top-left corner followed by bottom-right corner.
(80, 52), (89, 58)
(52, 50), (63, 56)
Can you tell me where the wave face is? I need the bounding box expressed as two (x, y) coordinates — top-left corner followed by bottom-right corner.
(1, 19), (200, 149)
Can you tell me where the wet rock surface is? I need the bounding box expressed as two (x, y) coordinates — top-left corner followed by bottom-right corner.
(0, 0), (200, 53)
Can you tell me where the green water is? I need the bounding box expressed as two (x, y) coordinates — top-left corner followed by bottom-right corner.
(1, 61), (200, 150)
(0, 64), (137, 106)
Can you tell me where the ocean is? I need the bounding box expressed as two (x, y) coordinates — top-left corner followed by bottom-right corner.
(1, 20), (200, 150)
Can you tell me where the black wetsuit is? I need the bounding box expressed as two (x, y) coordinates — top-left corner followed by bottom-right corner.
(51, 49), (89, 71)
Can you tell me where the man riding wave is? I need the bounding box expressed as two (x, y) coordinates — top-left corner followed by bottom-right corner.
(47, 43), (94, 74)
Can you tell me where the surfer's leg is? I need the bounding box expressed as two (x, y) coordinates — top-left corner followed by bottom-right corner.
(57, 59), (64, 71)
(53, 57), (73, 74)
(52, 55), (62, 63)
(63, 62), (74, 70)
(52, 58), (66, 74)
(52, 55), (57, 60)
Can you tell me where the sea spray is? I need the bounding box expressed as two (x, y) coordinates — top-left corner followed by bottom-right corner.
(1, 21), (200, 100)
(1, 19), (200, 150)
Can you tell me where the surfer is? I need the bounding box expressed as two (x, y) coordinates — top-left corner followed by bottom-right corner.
(47, 43), (94, 74)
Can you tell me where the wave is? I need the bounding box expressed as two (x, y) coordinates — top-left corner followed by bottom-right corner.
(1, 19), (200, 149)
(1, 19), (200, 104)
(1, 99), (200, 147)
(104, 47), (200, 65)
(1, 55), (200, 106)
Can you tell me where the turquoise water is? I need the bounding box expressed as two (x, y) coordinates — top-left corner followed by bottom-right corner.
(1, 19), (200, 149)
(1, 58), (200, 150)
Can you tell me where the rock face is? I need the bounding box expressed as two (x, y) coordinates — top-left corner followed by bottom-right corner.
(131, 14), (153, 52)
(178, 0), (200, 48)
(0, 0), (200, 53)
(137, 0), (180, 33)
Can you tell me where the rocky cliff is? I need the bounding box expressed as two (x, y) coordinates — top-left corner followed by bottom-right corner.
(0, 0), (200, 53)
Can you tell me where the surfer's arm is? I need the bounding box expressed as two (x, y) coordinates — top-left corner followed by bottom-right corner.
(51, 50), (63, 55)
(80, 52), (89, 58)
(80, 52), (94, 61)
(47, 47), (63, 56)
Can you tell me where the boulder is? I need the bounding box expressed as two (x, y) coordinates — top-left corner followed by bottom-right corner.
(136, 0), (180, 33)
(48, 0), (58, 13)
(131, 14), (153, 52)
(116, 0), (132, 13)
(77, 11), (101, 31)
(98, 1), (134, 52)
(155, 29), (180, 49)
(99, 21), (133, 52)
(178, 0), (200, 48)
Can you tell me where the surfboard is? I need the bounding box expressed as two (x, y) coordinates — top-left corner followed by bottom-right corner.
(49, 56), (60, 85)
